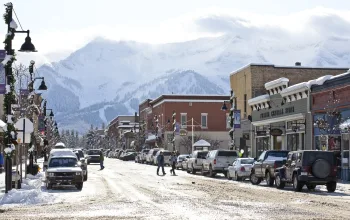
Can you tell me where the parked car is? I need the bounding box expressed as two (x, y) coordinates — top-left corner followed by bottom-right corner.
(135, 152), (142, 163)
(73, 149), (88, 181)
(146, 148), (160, 165)
(86, 149), (102, 164)
(139, 149), (150, 163)
(45, 155), (84, 190)
(182, 157), (190, 171)
(121, 151), (137, 161)
(176, 154), (190, 170)
(154, 150), (172, 166)
(186, 151), (208, 173)
(274, 150), (337, 192)
(202, 150), (239, 177)
(250, 150), (289, 186)
(227, 158), (255, 181)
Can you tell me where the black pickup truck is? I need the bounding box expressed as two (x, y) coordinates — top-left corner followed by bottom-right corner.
(250, 150), (289, 186)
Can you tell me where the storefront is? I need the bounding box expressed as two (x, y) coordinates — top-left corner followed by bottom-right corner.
(248, 77), (312, 158)
(311, 71), (350, 180)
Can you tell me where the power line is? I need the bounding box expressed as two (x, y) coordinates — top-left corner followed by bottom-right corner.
(13, 8), (24, 31)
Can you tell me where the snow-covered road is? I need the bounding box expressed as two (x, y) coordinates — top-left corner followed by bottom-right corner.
(1, 158), (350, 219)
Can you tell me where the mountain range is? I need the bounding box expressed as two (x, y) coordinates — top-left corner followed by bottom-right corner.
(36, 34), (350, 133)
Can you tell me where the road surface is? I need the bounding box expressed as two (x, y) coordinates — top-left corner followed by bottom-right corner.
(1, 158), (350, 220)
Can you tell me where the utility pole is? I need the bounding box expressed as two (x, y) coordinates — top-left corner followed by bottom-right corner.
(192, 117), (194, 153)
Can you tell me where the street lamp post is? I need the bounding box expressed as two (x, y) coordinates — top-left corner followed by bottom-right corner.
(172, 111), (176, 152)
(3, 2), (37, 193)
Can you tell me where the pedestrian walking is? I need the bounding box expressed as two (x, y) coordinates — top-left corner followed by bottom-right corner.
(157, 151), (166, 176)
(99, 151), (105, 170)
(170, 152), (177, 175)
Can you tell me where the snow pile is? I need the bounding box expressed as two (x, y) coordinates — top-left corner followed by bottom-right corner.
(0, 173), (55, 206)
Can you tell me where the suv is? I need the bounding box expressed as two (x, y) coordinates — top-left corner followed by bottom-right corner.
(86, 149), (101, 164)
(187, 151), (208, 173)
(275, 150), (337, 192)
(140, 149), (150, 164)
(202, 150), (238, 177)
(154, 150), (172, 166)
(146, 148), (160, 165)
(45, 155), (84, 190)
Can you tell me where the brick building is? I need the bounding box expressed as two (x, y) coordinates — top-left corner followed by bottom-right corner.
(105, 114), (139, 149)
(139, 95), (230, 154)
(230, 63), (348, 157)
(311, 71), (350, 180)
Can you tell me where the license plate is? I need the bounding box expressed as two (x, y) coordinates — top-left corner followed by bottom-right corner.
(301, 172), (307, 175)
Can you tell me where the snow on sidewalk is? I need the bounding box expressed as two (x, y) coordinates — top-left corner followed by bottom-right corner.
(0, 173), (55, 207)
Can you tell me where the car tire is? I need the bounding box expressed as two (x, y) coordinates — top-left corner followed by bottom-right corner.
(186, 167), (191, 173)
(201, 166), (206, 176)
(209, 165), (216, 177)
(265, 172), (274, 186)
(235, 173), (241, 181)
(293, 175), (303, 192)
(275, 174), (285, 189)
(306, 184), (316, 190)
(227, 172), (232, 180)
(250, 172), (261, 185)
(87, 161), (90, 165)
(84, 172), (88, 181)
(312, 159), (331, 179)
(17, 180), (21, 189)
(46, 182), (52, 190)
(191, 165), (196, 174)
(326, 182), (336, 193)
(223, 171), (228, 178)
(76, 182), (83, 190)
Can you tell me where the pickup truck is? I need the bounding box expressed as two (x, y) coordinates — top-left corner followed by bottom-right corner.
(250, 150), (289, 186)
(186, 151), (208, 174)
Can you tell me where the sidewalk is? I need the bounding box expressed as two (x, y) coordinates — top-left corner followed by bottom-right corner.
(0, 158), (43, 193)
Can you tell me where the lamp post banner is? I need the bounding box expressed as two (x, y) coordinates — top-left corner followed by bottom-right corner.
(0, 50), (6, 94)
(38, 115), (45, 132)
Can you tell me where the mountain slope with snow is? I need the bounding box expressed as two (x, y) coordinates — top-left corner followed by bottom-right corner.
(36, 34), (350, 132)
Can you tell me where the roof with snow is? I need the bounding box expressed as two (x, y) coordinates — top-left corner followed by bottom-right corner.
(265, 78), (289, 90)
(230, 63), (348, 76)
(193, 139), (211, 147)
(248, 94), (270, 106)
(150, 94), (230, 105)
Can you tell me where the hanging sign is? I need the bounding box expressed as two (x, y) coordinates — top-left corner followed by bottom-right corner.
(270, 128), (283, 136)
(179, 129), (187, 136)
(38, 115), (46, 132)
(234, 110), (241, 128)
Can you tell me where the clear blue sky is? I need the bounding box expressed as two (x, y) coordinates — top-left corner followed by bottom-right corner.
(1, 0), (350, 60)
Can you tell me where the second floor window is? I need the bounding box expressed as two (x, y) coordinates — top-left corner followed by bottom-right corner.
(181, 113), (187, 128)
(201, 113), (208, 128)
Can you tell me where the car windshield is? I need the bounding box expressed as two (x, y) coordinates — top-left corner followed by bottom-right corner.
(75, 151), (84, 158)
(241, 159), (255, 164)
(198, 152), (208, 158)
(143, 150), (150, 153)
(218, 151), (238, 157)
(266, 151), (289, 159)
(153, 150), (159, 155)
(49, 158), (78, 167)
(88, 150), (100, 155)
(163, 152), (171, 156)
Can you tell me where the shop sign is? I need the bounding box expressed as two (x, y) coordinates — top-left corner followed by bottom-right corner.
(260, 106), (295, 119)
(270, 128), (283, 136)
(243, 133), (250, 140)
(256, 131), (267, 136)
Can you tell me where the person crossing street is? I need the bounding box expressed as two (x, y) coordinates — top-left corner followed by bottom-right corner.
(170, 152), (177, 175)
(156, 151), (166, 176)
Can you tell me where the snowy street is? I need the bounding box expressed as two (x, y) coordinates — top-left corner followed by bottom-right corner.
(0, 158), (350, 220)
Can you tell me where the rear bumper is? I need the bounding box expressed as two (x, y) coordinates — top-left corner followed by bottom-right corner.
(87, 158), (100, 163)
(237, 171), (251, 177)
(298, 175), (337, 183)
(213, 167), (228, 173)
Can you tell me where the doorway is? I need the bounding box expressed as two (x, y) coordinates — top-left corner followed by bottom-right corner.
(273, 136), (282, 150)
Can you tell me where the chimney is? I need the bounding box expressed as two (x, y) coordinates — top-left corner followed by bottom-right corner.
(295, 62), (301, 66)
(135, 112), (138, 123)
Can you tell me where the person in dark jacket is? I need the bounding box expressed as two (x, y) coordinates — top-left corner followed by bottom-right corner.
(170, 152), (177, 175)
(156, 151), (166, 175)
(99, 151), (105, 170)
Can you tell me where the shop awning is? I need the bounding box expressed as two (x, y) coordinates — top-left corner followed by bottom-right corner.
(252, 113), (305, 126)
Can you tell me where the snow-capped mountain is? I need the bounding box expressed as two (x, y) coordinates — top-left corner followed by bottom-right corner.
(37, 34), (350, 133)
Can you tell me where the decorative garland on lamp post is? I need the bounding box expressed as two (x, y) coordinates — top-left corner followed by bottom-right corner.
(229, 90), (235, 149)
(172, 111), (176, 152)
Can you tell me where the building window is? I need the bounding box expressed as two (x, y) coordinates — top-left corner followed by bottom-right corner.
(181, 113), (187, 128)
(201, 113), (208, 128)
(226, 113), (231, 129)
(256, 137), (270, 157)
